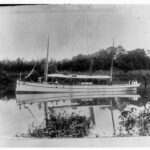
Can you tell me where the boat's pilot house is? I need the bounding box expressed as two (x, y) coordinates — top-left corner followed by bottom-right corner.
(47, 74), (111, 85)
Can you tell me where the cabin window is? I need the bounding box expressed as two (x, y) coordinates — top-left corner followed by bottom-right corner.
(47, 75), (110, 85)
(92, 79), (99, 85)
(87, 79), (92, 82)
(101, 80), (106, 85)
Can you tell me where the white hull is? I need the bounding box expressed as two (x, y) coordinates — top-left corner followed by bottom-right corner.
(16, 80), (140, 94)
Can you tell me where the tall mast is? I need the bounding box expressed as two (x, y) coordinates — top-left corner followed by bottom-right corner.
(110, 37), (115, 85)
(44, 34), (49, 82)
(89, 59), (93, 75)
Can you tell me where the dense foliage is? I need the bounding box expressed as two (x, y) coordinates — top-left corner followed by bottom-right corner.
(118, 106), (150, 136)
(1, 46), (150, 75)
(18, 112), (91, 138)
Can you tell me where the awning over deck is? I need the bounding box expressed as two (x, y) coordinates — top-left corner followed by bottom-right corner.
(48, 74), (111, 79)
(48, 74), (68, 78)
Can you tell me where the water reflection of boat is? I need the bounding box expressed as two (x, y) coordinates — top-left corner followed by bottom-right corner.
(15, 91), (143, 137)
(16, 92), (140, 105)
(16, 93), (118, 137)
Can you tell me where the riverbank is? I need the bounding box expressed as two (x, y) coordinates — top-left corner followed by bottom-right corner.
(0, 69), (150, 95)
(0, 70), (17, 95)
(1, 136), (150, 147)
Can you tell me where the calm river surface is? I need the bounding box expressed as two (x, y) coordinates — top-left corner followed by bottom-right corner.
(0, 90), (150, 138)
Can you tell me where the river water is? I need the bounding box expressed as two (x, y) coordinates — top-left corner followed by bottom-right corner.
(0, 90), (150, 139)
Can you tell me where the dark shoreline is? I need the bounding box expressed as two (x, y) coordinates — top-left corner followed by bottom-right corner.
(0, 69), (149, 97)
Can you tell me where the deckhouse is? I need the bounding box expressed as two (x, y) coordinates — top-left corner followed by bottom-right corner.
(47, 74), (111, 85)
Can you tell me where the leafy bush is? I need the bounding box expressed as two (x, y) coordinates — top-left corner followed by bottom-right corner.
(27, 112), (91, 138)
(118, 106), (150, 136)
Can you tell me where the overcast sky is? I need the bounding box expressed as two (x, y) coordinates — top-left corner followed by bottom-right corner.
(0, 4), (150, 61)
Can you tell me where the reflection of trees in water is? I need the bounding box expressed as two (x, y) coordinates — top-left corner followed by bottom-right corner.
(118, 106), (150, 136)
(38, 96), (149, 112)
(114, 97), (150, 112)
(106, 90), (150, 112)
(71, 98), (113, 109)
(71, 97), (149, 112)
(71, 97), (141, 113)
(138, 89), (150, 98)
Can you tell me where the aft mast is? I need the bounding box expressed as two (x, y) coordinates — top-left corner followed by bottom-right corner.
(89, 59), (93, 76)
(110, 37), (115, 85)
(44, 34), (49, 83)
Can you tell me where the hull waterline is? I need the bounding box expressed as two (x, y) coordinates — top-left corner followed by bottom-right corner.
(16, 80), (141, 94)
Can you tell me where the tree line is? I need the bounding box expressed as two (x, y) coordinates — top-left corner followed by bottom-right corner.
(1, 45), (150, 86)
(0, 45), (150, 73)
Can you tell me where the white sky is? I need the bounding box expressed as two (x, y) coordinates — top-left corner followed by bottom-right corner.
(0, 4), (150, 60)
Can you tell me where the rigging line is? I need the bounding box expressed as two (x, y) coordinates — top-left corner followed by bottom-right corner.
(24, 63), (37, 79)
